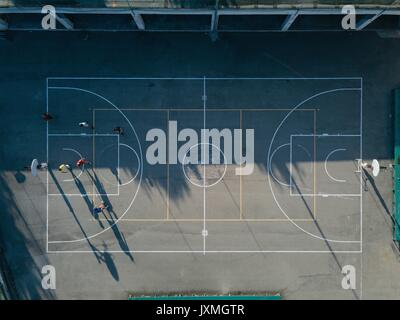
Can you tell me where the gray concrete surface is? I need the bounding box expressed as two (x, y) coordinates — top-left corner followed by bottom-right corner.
(0, 30), (399, 299)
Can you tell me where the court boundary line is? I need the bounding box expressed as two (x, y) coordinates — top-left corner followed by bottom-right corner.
(203, 76), (207, 254)
(360, 78), (363, 299)
(91, 218), (318, 222)
(46, 78), (49, 253)
(47, 250), (362, 253)
(91, 108), (317, 111)
(46, 77), (363, 254)
(48, 77), (363, 80)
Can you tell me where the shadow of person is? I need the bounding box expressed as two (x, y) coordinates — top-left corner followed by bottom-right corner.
(111, 167), (122, 185)
(109, 218), (135, 263)
(363, 168), (391, 217)
(97, 242), (119, 281)
(86, 169), (135, 262)
(70, 169), (105, 229)
(103, 251), (119, 281)
(86, 169), (118, 220)
(48, 169), (103, 264)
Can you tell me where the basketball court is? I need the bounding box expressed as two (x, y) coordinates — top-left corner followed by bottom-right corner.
(45, 77), (362, 259)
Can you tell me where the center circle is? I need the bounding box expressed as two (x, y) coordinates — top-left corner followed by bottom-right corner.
(182, 142), (227, 188)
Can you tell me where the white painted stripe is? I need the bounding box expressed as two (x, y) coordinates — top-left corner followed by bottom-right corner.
(47, 250), (362, 253)
(47, 76), (363, 81)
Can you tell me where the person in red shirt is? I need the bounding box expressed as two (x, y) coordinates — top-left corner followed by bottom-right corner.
(76, 158), (90, 169)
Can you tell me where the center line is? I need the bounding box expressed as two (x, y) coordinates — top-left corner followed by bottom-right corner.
(203, 76), (206, 255)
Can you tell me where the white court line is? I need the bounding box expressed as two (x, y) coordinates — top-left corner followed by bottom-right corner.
(203, 76), (206, 255)
(270, 143), (313, 188)
(289, 134), (361, 197)
(46, 78), (49, 253)
(91, 111), (137, 190)
(48, 133), (119, 136)
(47, 86), (143, 244)
(270, 143), (291, 187)
(118, 143), (141, 186)
(267, 87), (362, 244)
(92, 109), (95, 209)
(47, 250), (362, 254)
(292, 134), (361, 137)
(47, 77), (363, 253)
(182, 143), (227, 188)
(290, 135), (292, 191)
(286, 137), (313, 191)
(324, 148), (347, 183)
(48, 193), (118, 196)
(93, 108), (317, 111)
(360, 78), (364, 298)
(94, 143), (142, 188)
(48, 77), (363, 80)
(61, 147), (84, 182)
(118, 135), (120, 194)
(92, 218), (316, 222)
(291, 194), (361, 197)
(49, 134), (120, 196)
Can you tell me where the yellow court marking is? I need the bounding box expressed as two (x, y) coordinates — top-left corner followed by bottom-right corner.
(91, 108), (318, 221)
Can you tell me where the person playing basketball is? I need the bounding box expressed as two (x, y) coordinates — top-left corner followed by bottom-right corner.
(76, 158), (90, 169)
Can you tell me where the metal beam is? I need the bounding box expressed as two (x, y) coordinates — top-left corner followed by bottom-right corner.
(0, 8), (214, 15)
(356, 10), (385, 30)
(0, 6), (399, 16)
(56, 13), (73, 30)
(281, 10), (299, 31)
(211, 11), (219, 32)
(135, 9), (213, 15)
(384, 9), (400, 15)
(131, 11), (145, 30)
(218, 8), (295, 15)
(0, 17), (7, 30)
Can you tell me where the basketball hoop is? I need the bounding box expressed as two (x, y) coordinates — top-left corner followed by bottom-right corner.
(371, 159), (380, 177)
(30, 159), (38, 176)
(360, 159), (383, 177)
